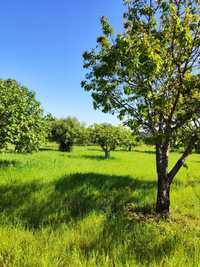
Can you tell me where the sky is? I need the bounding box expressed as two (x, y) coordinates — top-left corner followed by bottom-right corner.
(0, 0), (125, 125)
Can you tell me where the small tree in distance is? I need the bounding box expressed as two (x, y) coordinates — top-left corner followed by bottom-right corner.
(76, 125), (91, 146)
(50, 117), (82, 152)
(119, 127), (137, 151)
(89, 123), (122, 159)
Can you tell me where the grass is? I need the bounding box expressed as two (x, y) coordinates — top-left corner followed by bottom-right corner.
(0, 145), (199, 267)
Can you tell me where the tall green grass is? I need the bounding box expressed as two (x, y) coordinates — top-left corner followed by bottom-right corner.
(0, 145), (199, 266)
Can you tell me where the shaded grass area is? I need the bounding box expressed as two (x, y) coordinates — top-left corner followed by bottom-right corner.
(0, 173), (155, 229)
(0, 146), (199, 266)
(0, 159), (19, 168)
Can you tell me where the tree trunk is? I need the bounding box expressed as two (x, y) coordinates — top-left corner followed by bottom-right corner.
(66, 142), (73, 152)
(156, 175), (170, 217)
(59, 142), (68, 151)
(155, 133), (198, 217)
(59, 142), (72, 152)
(104, 150), (110, 160)
(155, 144), (170, 217)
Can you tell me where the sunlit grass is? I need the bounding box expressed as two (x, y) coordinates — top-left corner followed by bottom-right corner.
(0, 145), (199, 266)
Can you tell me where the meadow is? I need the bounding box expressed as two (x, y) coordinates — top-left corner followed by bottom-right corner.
(0, 145), (199, 267)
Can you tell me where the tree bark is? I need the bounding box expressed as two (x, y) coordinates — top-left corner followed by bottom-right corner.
(59, 141), (73, 152)
(156, 175), (170, 216)
(155, 134), (198, 217)
(155, 144), (170, 217)
(104, 150), (110, 159)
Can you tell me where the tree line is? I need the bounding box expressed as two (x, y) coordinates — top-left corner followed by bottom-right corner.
(0, 80), (139, 158)
(49, 118), (139, 158)
(2, 79), (197, 161)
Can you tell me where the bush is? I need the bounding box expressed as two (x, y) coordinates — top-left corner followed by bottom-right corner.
(50, 117), (82, 152)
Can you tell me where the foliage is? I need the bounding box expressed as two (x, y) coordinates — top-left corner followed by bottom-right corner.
(0, 79), (46, 152)
(82, 0), (200, 215)
(170, 126), (200, 151)
(76, 125), (91, 146)
(44, 113), (56, 140)
(89, 123), (123, 159)
(50, 117), (82, 152)
(119, 127), (137, 151)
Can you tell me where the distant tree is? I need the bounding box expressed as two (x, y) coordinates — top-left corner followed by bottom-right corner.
(82, 1), (200, 216)
(50, 117), (82, 152)
(44, 113), (56, 141)
(140, 131), (155, 146)
(89, 123), (122, 159)
(119, 127), (137, 151)
(76, 124), (91, 146)
(0, 79), (45, 152)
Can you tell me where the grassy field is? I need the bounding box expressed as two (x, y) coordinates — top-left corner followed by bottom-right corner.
(0, 145), (199, 267)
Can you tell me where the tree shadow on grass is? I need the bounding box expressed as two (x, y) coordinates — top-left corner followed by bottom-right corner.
(0, 159), (19, 168)
(39, 147), (58, 152)
(133, 149), (155, 155)
(0, 173), (156, 228)
(66, 154), (116, 160)
(53, 174), (179, 265)
(54, 173), (155, 215)
(0, 173), (183, 265)
(0, 182), (42, 210)
(86, 147), (102, 152)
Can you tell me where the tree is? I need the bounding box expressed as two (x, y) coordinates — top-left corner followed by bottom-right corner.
(82, 0), (200, 216)
(50, 117), (82, 152)
(75, 124), (91, 146)
(89, 124), (122, 159)
(0, 79), (45, 152)
(170, 126), (193, 151)
(119, 127), (137, 151)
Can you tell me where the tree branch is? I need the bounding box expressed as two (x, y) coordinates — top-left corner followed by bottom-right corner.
(168, 133), (198, 183)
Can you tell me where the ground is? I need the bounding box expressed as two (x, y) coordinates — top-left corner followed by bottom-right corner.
(0, 145), (199, 267)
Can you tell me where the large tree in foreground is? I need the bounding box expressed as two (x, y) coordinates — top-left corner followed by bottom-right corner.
(0, 79), (45, 152)
(82, 0), (200, 216)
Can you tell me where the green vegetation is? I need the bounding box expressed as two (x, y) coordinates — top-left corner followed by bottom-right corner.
(82, 0), (200, 216)
(49, 117), (83, 152)
(0, 1), (199, 266)
(89, 124), (135, 159)
(0, 79), (46, 153)
(0, 145), (199, 266)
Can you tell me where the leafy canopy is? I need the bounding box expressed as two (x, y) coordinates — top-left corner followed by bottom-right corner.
(118, 127), (138, 151)
(89, 124), (122, 152)
(50, 117), (82, 152)
(82, 0), (200, 145)
(0, 79), (46, 152)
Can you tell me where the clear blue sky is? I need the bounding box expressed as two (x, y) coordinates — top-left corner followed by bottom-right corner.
(0, 0), (125, 125)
